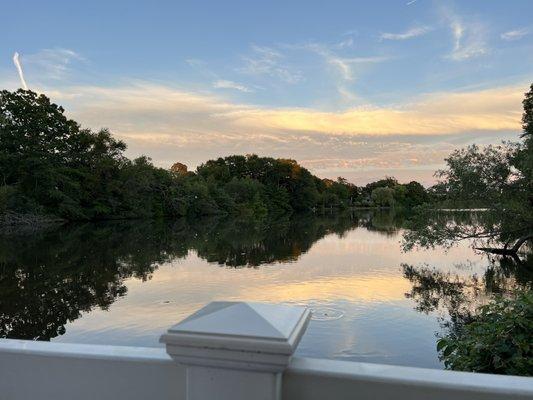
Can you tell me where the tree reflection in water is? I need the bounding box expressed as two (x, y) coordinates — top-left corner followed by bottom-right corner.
(2, 211), (398, 341)
(402, 254), (532, 337)
(3, 209), (529, 347)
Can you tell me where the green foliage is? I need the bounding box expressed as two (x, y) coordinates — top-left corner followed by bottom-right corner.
(434, 144), (515, 205)
(358, 177), (429, 209)
(0, 90), (127, 220)
(514, 83), (533, 212)
(403, 181), (430, 208)
(371, 186), (395, 207)
(437, 292), (533, 376)
(522, 83), (533, 138)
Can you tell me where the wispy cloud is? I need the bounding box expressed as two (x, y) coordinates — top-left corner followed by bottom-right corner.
(213, 79), (252, 93)
(380, 26), (431, 41)
(240, 45), (302, 84)
(302, 43), (387, 82)
(185, 58), (207, 68)
(335, 37), (354, 49)
(12, 52), (28, 90)
(23, 48), (83, 80)
(501, 28), (529, 41)
(447, 17), (487, 61)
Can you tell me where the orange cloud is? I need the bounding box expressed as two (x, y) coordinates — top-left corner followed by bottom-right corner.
(48, 82), (525, 139)
(227, 85), (523, 135)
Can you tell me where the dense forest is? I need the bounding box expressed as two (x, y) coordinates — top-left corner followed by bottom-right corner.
(0, 89), (429, 224)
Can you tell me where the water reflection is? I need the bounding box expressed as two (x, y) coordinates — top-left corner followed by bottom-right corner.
(0, 210), (529, 368)
(402, 255), (532, 336)
(0, 212), (372, 340)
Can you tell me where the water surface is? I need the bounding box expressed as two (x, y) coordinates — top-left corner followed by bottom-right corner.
(1, 211), (528, 369)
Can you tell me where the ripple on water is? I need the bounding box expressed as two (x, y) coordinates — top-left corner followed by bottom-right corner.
(310, 306), (345, 321)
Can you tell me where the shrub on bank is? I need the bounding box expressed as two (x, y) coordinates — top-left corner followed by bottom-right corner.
(437, 291), (533, 376)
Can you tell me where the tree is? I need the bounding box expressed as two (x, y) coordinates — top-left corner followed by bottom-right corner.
(434, 144), (514, 205)
(512, 83), (533, 211)
(364, 177), (398, 194)
(403, 181), (430, 208)
(404, 84), (533, 257)
(170, 162), (188, 175)
(371, 187), (395, 207)
(0, 90), (130, 220)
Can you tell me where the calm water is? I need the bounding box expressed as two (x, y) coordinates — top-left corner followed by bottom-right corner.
(1, 211), (529, 369)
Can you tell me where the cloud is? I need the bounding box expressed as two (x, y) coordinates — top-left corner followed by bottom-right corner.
(240, 45), (302, 83)
(380, 26), (431, 41)
(444, 13), (487, 61)
(238, 41), (387, 104)
(22, 48), (83, 81)
(185, 58), (207, 67)
(335, 37), (354, 49)
(226, 85), (522, 136)
(48, 81), (524, 141)
(501, 28), (529, 41)
(12, 52), (28, 90)
(302, 43), (387, 82)
(276, 41), (389, 105)
(213, 79), (252, 93)
(34, 80), (523, 185)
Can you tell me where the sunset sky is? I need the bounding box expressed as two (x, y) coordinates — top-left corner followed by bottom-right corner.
(2, 0), (532, 185)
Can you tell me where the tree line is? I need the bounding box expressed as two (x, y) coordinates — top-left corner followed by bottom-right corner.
(0, 85), (530, 236)
(0, 89), (430, 224)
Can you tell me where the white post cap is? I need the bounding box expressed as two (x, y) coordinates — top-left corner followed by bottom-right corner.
(160, 301), (311, 372)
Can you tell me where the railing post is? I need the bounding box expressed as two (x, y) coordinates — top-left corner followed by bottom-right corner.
(160, 301), (311, 400)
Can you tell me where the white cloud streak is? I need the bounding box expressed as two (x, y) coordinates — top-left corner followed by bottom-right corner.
(213, 79), (252, 93)
(380, 26), (431, 41)
(303, 43), (387, 82)
(12, 52), (28, 90)
(501, 28), (529, 41)
(444, 11), (487, 61)
(335, 37), (354, 49)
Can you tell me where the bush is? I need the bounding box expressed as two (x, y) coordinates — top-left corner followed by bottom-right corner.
(437, 291), (533, 376)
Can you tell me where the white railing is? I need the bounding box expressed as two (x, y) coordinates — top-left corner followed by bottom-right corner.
(283, 357), (533, 400)
(1, 301), (532, 400)
(0, 340), (185, 400)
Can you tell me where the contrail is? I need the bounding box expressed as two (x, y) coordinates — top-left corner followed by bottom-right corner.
(12, 52), (28, 90)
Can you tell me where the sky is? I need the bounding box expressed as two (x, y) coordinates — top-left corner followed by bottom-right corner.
(1, 0), (532, 185)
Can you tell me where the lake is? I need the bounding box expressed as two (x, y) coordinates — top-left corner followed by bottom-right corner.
(1, 211), (529, 369)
